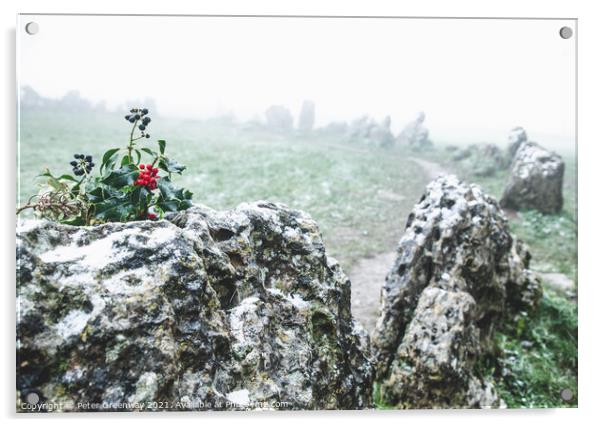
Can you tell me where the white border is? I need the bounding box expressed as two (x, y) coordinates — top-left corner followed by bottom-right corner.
(2, 1), (600, 426)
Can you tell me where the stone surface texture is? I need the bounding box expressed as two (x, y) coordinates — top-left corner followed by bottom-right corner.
(371, 175), (542, 408)
(17, 202), (373, 411)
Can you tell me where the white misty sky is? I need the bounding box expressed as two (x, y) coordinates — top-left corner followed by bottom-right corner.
(18, 15), (576, 149)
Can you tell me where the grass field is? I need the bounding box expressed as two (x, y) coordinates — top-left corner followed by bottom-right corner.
(18, 110), (428, 272)
(18, 109), (577, 408)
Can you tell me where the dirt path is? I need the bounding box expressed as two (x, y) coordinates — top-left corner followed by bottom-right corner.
(349, 156), (448, 333)
(538, 272), (576, 298)
(409, 157), (449, 181)
(349, 155), (576, 333)
(349, 251), (397, 333)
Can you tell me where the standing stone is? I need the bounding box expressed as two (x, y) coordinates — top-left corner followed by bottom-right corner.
(372, 175), (541, 409)
(265, 105), (293, 133)
(368, 116), (395, 147)
(507, 127), (529, 159)
(16, 202), (373, 411)
(397, 112), (432, 149)
(451, 143), (506, 177)
(297, 100), (315, 133)
(347, 115), (375, 141)
(347, 115), (394, 147)
(500, 141), (564, 214)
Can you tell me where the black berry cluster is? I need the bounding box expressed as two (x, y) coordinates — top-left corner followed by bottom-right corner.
(124, 108), (152, 139)
(70, 154), (94, 176)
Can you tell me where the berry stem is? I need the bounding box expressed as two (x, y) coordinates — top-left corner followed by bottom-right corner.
(127, 117), (139, 160)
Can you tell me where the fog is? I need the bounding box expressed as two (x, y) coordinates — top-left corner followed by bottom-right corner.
(18, 15), (576, 149)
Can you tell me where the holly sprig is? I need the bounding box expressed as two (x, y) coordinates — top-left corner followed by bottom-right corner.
(17, 108), (193, 225)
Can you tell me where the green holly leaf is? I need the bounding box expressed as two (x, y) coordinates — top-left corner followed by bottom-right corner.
(94, 194), (136, 222)
(158, 158), (186, 175)
(131, 186), (151, 211)
(156, 177), (193, 212)
(158, 140), (166, 155)
(140, 147), (157, 158)
(101, 164), (139, 188)
(101, 148), (121, 173)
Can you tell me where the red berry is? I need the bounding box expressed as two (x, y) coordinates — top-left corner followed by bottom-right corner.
(152, 167), (158, 174)
(146, 164), (152, 170)
(139, 164), (145, 169)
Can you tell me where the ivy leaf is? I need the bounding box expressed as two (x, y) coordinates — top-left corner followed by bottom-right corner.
(56, 174), (78, 182)
(39, 169), (72, 191)
(158, 140), (166, 155)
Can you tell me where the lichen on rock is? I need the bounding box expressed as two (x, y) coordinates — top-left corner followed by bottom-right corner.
(371, 175), (542, 408)
(16, 202), (373, 411)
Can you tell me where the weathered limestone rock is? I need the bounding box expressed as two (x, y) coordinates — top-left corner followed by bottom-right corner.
(16, 202), (373, 411)
(500, 141), (564, 214)
(397, 112), (432, 149)
(372, 175), (541, 409)
(265, 105), (293, 133)
(297, 100), (315, 133)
